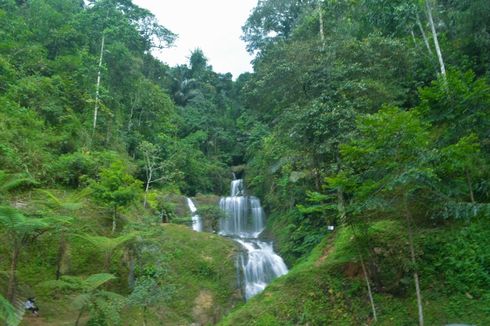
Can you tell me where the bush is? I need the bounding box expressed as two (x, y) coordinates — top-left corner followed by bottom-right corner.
(51, 151), (96, 187)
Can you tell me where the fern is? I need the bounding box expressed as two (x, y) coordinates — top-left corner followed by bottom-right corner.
(441, 201), (490, 220)
(0, 170), (37, 194)
(0, 294), (21, 326)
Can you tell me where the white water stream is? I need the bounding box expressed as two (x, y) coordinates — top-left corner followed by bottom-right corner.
(186, 179), (288, 300)
(220, 179), (288, 299)
(186, 197), (203, 232)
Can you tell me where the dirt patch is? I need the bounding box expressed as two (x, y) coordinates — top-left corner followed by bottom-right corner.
(342, 262), (363, 279)
(192, 291), (215, 325)
(315, 237), (335, 267)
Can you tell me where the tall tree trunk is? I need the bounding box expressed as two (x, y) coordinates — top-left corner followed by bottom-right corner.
(416, 12), (433, 57)
(7, 244), (20, 303)
(465, 169), (475, 203)
(127, 250), (136, 289)
(93, 33), (105, 131)
(112, 206), (117, 234)
(75, 305), (85, 326)
(56, 232), (67, 280)
(360, 255), (377, 322)
(318, 0), (325, 45)
(104, 252), (112, 272)
(404, 195), (424, 326)
(425, 0), (446, 81)
(143, 306), (148, 326)
(335, 154), (346, 224)
(144, 169), (152, 208)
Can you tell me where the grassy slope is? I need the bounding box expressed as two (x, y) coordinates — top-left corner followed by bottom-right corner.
(219, 219), (490, 326)
(123, 224), (241, 325)
(0, 190), (240, 325)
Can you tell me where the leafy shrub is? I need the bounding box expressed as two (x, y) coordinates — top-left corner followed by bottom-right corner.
(51, 151), (97, 187)
(423, 219), (490, 297)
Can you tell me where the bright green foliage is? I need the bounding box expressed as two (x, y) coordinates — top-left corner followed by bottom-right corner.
(0, 206), (70, 302)
(417, 70), (490, 147)
(196, 205), (226, 232)
(41, 273), (125, 325)
(80, 233), (137, 271)
(0, 294), (20, 326)
(89, 161), (142, 231)
(127, 265), (174, 325)
(0, 171), (37, 201)
(341, 106), (435, 205)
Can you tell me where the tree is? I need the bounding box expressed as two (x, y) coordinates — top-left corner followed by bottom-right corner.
(0, 206), (68, 302)
(127, 268), (173, 326)
(36, 190), (84, 279)
(0, 294), (21, 326)
(196, 205), (226, 232)
(80, 232), (137, 272)
(138, 141), (169, 208)
(89, 161), (142, 233)
(242, 0), (315, 53)
(440, 134), (483, 204)
(0, 171), (37, 201)
(341, 107), (437, 326)
(424, 0), (446, 82)
(41, 273), (124, 326)
(85, 0), (176, 132)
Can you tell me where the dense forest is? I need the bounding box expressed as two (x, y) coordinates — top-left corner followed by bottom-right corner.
(1, 0), (489, 325)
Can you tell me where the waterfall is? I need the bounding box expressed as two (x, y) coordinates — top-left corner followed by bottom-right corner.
(220, 179), (288, 300)
(186, 197), (203, 232)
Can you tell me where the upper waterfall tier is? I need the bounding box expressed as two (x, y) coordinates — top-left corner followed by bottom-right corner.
(187, 197), (203, 232)
(231, 179), (244, 196)
(219, 195), (265, 238)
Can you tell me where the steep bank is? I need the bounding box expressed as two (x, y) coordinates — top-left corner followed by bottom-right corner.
(219, 219), (490, 325)
(0, 190), (240, 326)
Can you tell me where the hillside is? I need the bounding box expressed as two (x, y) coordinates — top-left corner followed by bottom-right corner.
(2, 0), (490, 325)
(220, 219), (490, 325)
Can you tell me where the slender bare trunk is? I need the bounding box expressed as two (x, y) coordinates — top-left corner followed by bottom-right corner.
(93, 34), (105, 131)
(465, 169), (475, 203)
(75, 305), (85, 326)
(56, 232), (67, 280)
(360, 255), (377, 322)
(335, 154), (346, 224)
(104, 252), (111, 272)
(404, 195), (424, 326)
(425, 0), (446, 81)
(128, 250), (136, 289)
(144, 169), (152, 208)
(112, 206), (117, 234)
(143, 306), (148, 326)
(7, 244), (20, 303)
(416, 13), (433, 57)
(410, 30), (419, 49)
(318, 1), (325, 44)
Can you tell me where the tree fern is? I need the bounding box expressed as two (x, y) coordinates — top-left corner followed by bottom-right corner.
(0, 294), (21, 326)
(0, 171), (37, 196)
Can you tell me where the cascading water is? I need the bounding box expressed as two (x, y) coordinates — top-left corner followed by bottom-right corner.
(186, 197), (203, 232)
(220, 179), (288, 300)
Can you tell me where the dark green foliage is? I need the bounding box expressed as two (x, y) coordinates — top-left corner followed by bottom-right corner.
(423, 219), (490, 297)
(196, 205), (226, 232)
(89, 161), (142, 212)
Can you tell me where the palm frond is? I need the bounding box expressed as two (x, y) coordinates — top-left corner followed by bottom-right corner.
(84, 273), (117, 291)
(72, 293), (91, 310)
(78, 233), (137, 252)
